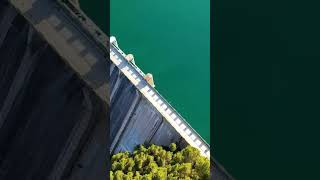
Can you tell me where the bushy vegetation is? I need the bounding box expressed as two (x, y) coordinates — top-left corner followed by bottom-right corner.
(110, 143), (210, 180)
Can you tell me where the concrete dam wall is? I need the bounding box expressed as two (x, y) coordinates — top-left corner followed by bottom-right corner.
(110, 63), (189, 153)
(0, 2), (107, 179)
(110, 62), (233, 180)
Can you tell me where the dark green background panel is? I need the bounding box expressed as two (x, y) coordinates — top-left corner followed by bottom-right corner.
(213, 0), (320, 179)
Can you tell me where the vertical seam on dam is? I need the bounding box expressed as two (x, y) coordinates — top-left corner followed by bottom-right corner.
(110, 91), (141, 153)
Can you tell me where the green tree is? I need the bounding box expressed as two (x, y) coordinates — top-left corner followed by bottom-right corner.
(110, 171), (114, 180)
(114, 170), (124, 180)
(110, 144), (210, 179)
(169, 143), (177, 152)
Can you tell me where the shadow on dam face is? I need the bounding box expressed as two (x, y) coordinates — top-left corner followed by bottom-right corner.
(110, 64), (188, 152)
(110, 61), (233, 180)
(0, 2), (108, 180)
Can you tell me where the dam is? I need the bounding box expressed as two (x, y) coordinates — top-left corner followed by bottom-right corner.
(0, 0), (232, 179)
(110, 39), (233, 180)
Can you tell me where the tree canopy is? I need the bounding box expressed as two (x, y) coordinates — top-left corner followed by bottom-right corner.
(110, 143), (210, 180)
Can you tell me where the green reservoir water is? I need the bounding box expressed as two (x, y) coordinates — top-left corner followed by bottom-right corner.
(80, 0), (210, 143)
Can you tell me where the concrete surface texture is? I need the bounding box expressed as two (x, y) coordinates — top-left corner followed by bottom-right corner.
(110, 63), (188, 153)
(9, 0), (109, 105)
(0, 2), (108, 179)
